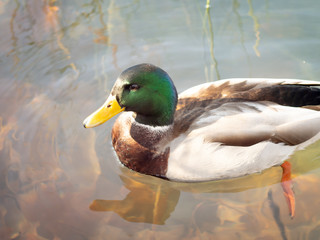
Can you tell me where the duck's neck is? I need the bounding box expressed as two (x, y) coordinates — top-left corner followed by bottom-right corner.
(130, 117), (173, 148)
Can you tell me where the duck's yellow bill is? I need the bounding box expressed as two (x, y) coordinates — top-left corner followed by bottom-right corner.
(83, 95), (124, 128)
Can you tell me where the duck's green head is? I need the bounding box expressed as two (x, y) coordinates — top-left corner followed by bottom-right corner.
(83, 64), (178, 127)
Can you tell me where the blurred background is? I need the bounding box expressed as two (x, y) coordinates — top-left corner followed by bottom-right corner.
(1, 0), (320, 239)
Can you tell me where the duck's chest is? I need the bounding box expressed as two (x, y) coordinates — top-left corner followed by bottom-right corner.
(111, 114), (170, 178)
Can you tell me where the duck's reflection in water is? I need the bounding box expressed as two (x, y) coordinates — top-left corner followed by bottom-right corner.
(90, 165), (285, 225)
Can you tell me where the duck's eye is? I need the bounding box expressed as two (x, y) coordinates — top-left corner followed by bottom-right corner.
(129, 84), (140, 91)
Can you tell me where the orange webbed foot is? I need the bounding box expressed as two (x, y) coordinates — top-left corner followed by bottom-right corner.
(280, 161), (295, 218)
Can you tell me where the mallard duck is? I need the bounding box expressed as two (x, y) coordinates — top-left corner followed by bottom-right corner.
(83, 63), (320, 183)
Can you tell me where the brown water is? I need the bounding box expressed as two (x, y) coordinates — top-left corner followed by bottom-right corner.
(1, 0), (320, 239)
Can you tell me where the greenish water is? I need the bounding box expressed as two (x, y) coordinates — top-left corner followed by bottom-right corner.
(1, 0), (320, 239)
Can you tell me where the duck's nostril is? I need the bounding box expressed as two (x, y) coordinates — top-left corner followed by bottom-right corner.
(107, 104), (111, 108)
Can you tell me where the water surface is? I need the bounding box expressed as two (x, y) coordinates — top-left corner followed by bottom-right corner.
(1, 0), (320, 239)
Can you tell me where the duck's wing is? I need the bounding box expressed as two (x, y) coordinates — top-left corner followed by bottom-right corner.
(186, 101), (320, 146)
(174, 78), (320, 136)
